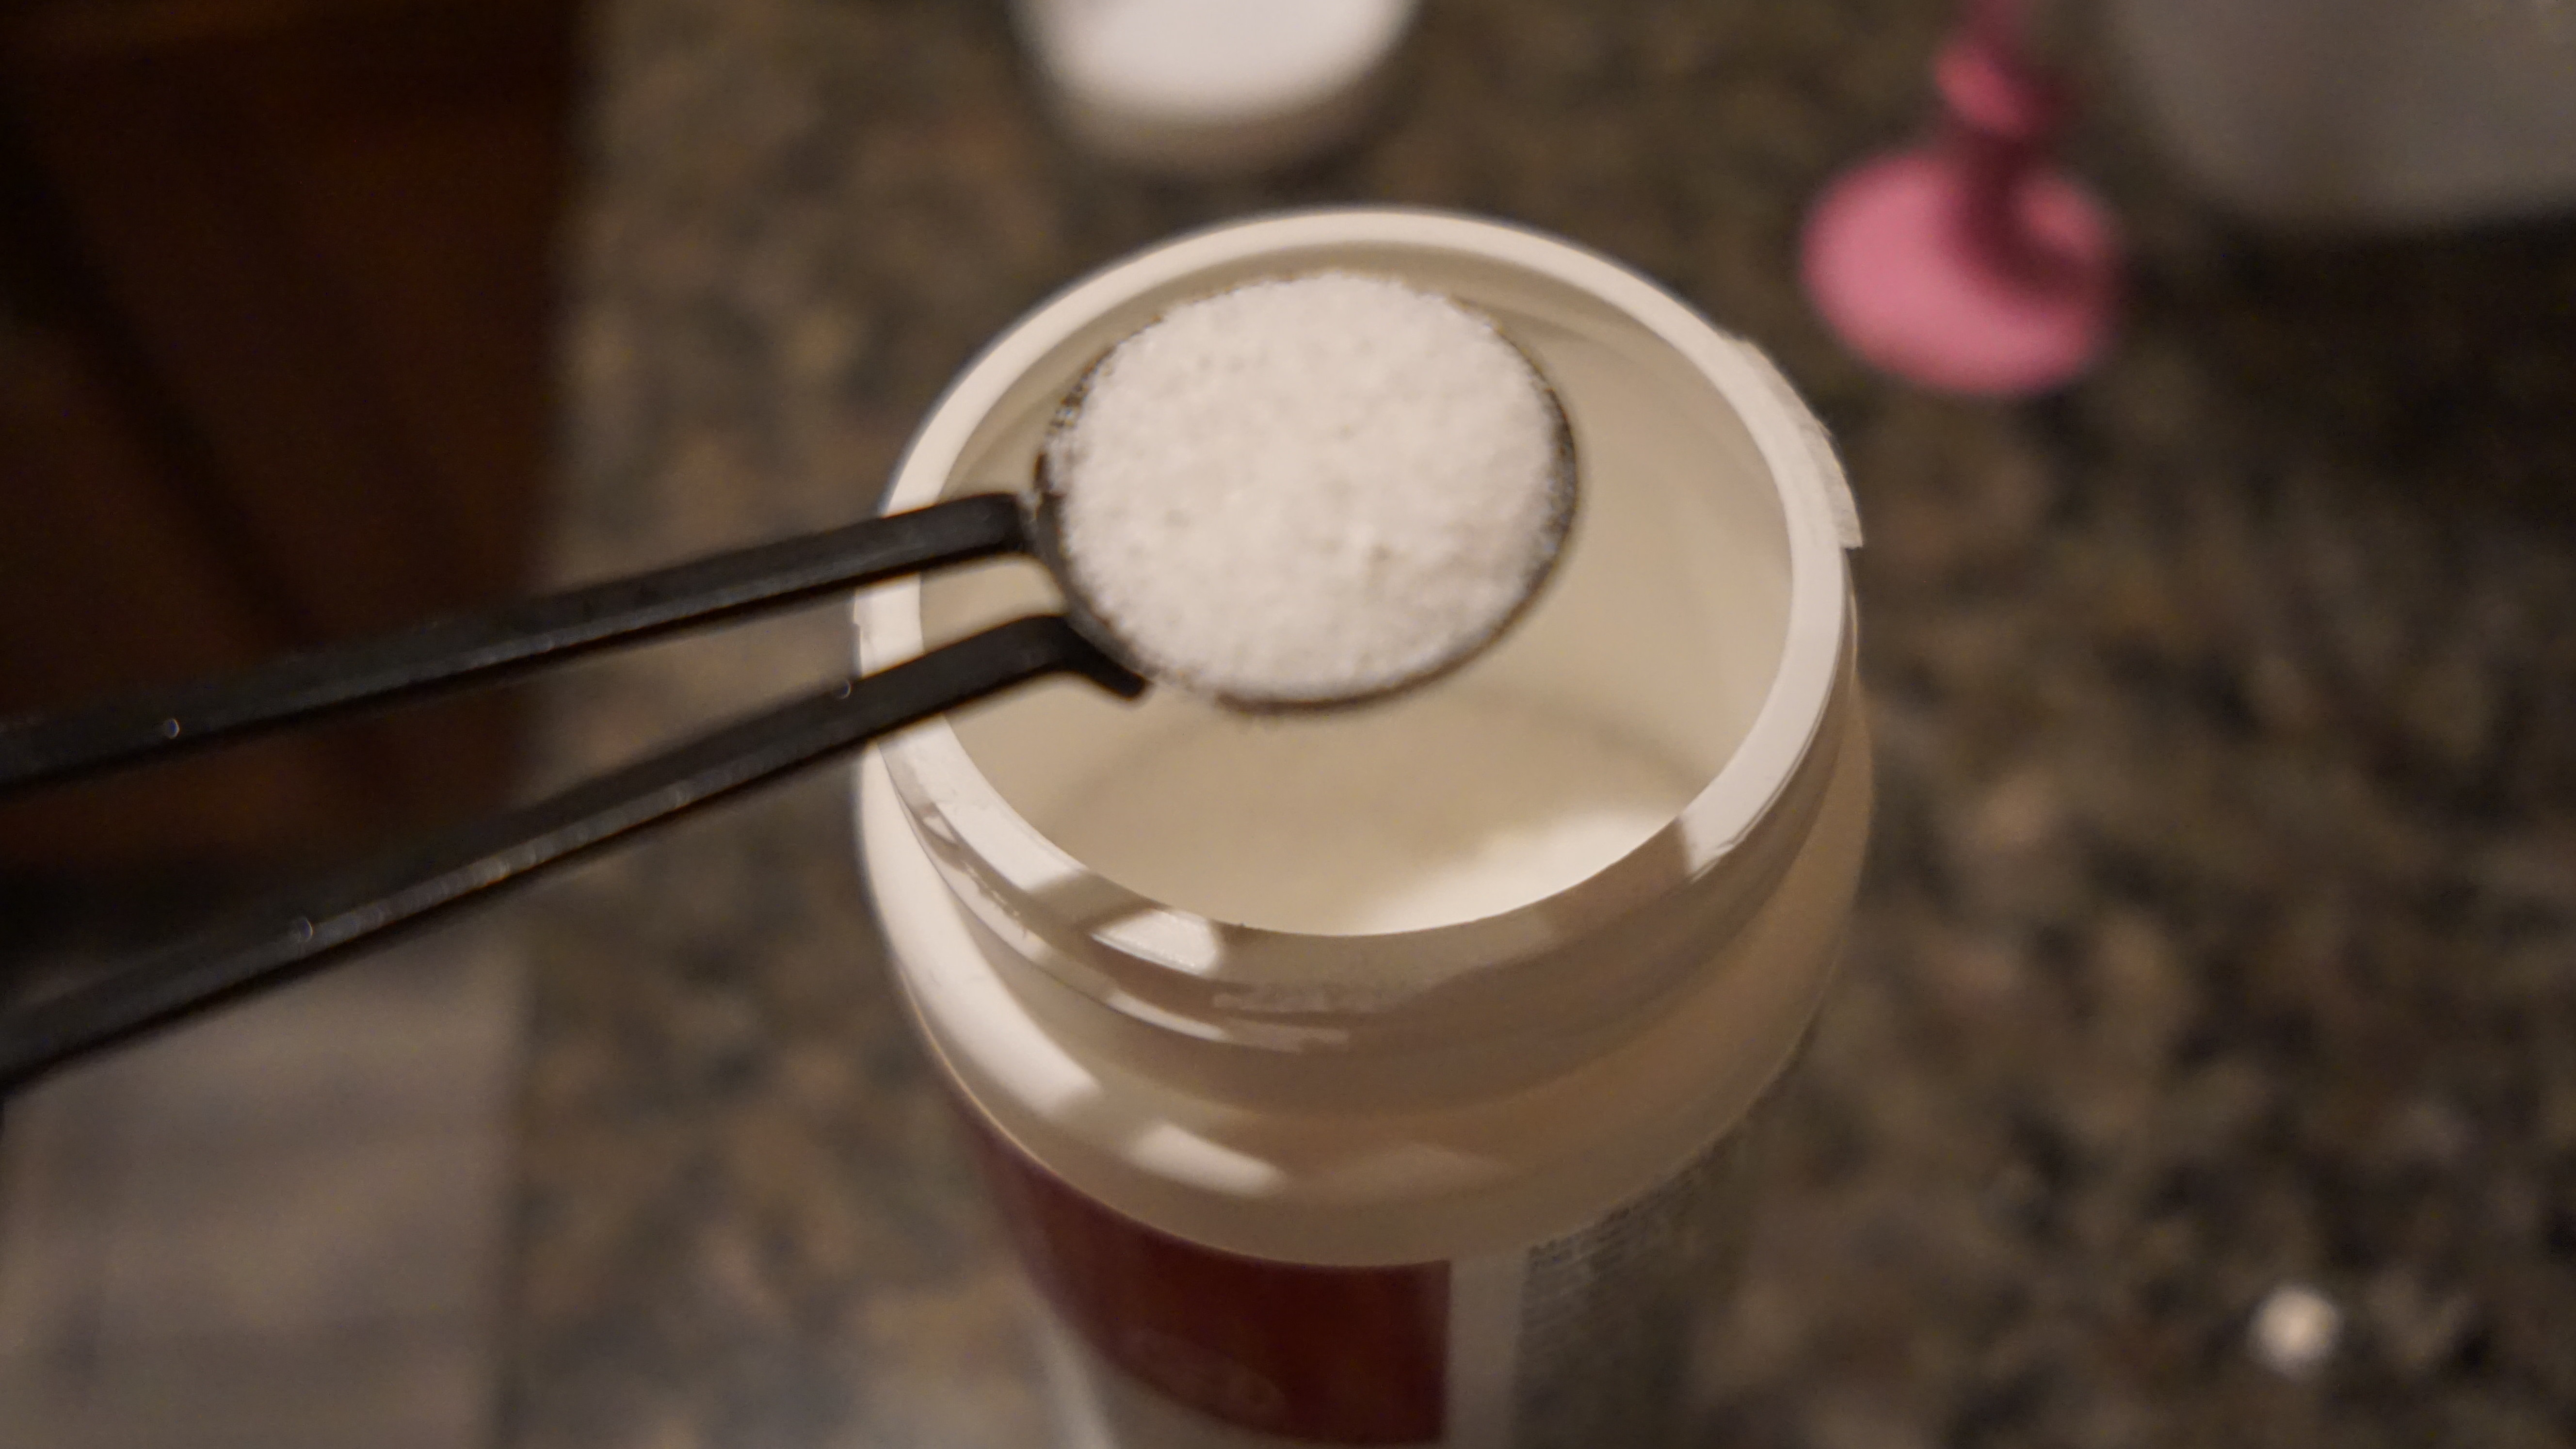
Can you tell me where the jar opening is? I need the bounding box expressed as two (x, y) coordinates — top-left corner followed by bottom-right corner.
(913, 237), (1793, 938)
(867, 210), (1853, 1034)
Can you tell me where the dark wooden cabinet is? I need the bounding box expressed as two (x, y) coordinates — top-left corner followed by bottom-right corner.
(0, 0), (579, 866)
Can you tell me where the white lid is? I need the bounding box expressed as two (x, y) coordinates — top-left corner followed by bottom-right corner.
(1014, 0), (1417, 175)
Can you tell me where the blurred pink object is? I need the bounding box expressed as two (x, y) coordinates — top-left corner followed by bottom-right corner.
(1801, 0), (2121, 397)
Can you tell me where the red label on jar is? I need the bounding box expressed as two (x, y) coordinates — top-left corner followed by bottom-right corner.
(969, 1126), (1449, 1444)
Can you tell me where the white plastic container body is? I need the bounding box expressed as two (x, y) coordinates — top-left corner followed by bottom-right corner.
(2108, 0), (2576, 230)
(854, 210), (1869, 1449)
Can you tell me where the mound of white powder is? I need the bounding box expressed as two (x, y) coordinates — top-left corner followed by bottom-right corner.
(1043, 271), (1567, 705)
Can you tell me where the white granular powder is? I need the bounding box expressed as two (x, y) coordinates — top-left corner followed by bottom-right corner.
(1043, 271), (1566, 704)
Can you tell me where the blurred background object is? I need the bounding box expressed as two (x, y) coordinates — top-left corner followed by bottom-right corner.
(0, 0), (579, 871)
(1803, 0), (2123, 396)
(1, 2), (577, 1446)
(2107, 0), (2576, 229)
(1009, 0), (1418, 177)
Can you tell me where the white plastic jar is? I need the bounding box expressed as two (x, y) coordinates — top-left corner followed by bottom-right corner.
(854, 209), (1869, 1449)
(2107, 0), (2576, 229)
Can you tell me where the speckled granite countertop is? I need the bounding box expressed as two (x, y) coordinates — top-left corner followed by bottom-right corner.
(499, 2), (2576, 1445)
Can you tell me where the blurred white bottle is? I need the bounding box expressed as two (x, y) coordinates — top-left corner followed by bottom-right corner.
(2108, 0), (2576, 230)
(1011, 0), (1418, 177)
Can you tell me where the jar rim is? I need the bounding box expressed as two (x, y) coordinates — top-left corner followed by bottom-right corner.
(859, 207), (1857, 1046)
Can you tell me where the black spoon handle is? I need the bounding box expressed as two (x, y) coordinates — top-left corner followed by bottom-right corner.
(0, 493), (1030, 795)
(0, 614), (1143, 1095)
